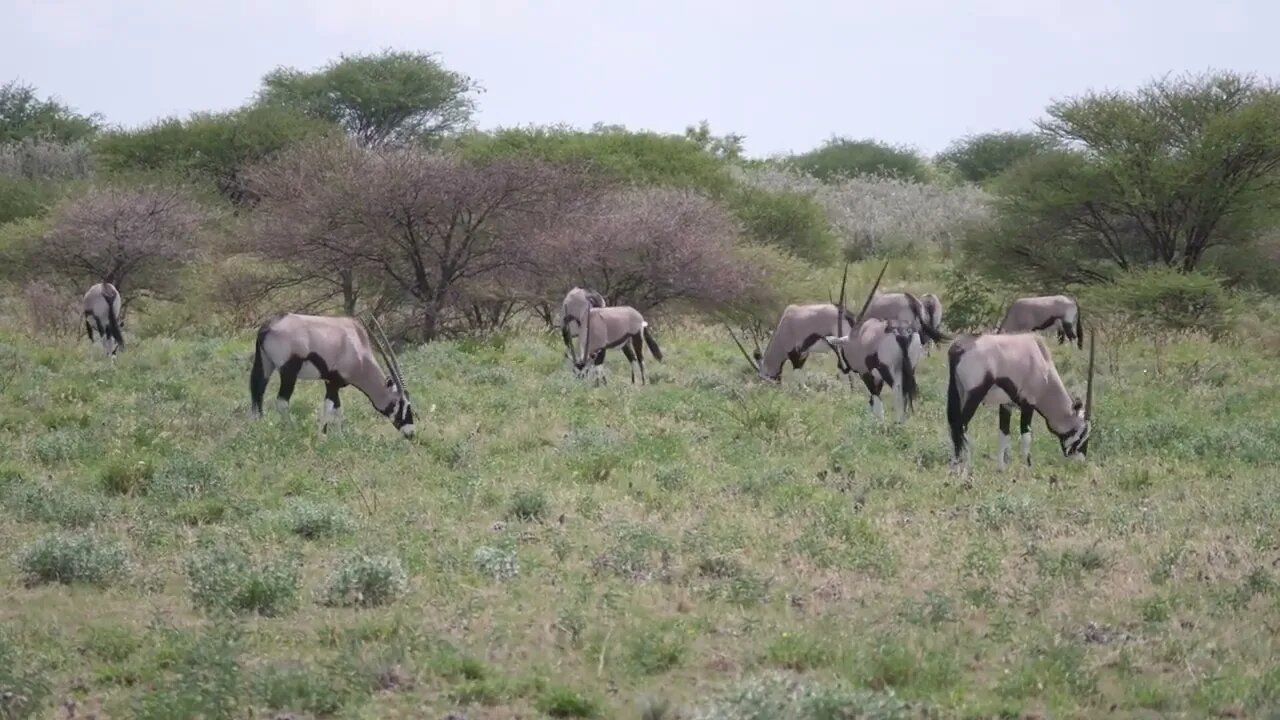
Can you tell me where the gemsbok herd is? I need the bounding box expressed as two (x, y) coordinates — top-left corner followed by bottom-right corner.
(81, 263), (1095, 473)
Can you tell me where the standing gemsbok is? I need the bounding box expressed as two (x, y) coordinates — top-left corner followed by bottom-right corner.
(728, 262), (925, 423)
(946, 329), (1095, 471)
(570, 304), (664, 385)
(250, 313), (415, 437)
(997, 295), (1083, 349)
(560, 287), (607, 364)
(863, 291), (945, 352)
(83, 282), (124, 356)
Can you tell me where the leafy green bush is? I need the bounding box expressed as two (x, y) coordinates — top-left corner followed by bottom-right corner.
(18, 532), (129, 586)
(320, 552), (408, 608)
(283, 499), (355, 539)
(727, 185), (837, 264)
(690, 671), (928, 720)
(536, 685), (603, 718)
(184, 542), (301, 616)
(1082, 268), (1239, 338)
(505, 488), (548, 522)
(941, 266), (1005, 333)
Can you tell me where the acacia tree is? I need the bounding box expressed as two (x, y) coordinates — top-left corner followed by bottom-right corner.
(349, 151), (595, 340)
(242, 139), (373, 314)
(936, 131), (1055, 184)
(0, 80), (100, 143)
(258, 50), (480, 148)
(965, 71), (1280, 285)
(35, 187), (206, 306)
(535, 187), (759, 315)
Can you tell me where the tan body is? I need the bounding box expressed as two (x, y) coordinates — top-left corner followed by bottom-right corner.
(250, 313), (414, 437)
(82, 282), (124, 356)
(573, 305), (663, 385)
(997, 295), (1082, 349)
(946, 333), (1092, 470)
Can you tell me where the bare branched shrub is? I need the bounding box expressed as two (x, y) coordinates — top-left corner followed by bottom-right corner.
(0, 138), (94, 180)
(735, 166), (992, 258)
(536, 187), (761, 317)
(23, 280), (79, 338)
(36, 186), (207, 305)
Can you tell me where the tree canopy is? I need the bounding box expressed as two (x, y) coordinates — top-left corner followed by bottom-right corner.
(787, 137), (930, 183)
(257, 50), (480, 147)
(962, 71), (1280, 285)
(0, 81), (101, 144)
(936, 131), (1055, 184)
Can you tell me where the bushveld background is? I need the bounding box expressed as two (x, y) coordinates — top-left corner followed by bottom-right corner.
(2, 53), (1280, 719)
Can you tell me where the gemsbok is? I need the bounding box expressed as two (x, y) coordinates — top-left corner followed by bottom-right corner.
(946, 328), (1095, 471)
(82, 282), (124, 356)
(249, 313), (415, 437)
(997, 295), (1083, 349)
(560, 287), (607, 366)
(570, 305), (664, 385)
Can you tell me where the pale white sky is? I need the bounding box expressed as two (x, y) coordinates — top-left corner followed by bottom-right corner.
(4, 0), (1276, 157)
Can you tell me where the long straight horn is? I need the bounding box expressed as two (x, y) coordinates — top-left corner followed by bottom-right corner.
(1084, 328), (1096, 421)
(836, 261), (849, 337)
(855, 259), (890, 323)
(725, 324), (757, 371)
(370, 316), (406, 393)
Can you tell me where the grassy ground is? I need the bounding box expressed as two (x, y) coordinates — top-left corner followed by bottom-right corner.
(1, 291), (1279, 719)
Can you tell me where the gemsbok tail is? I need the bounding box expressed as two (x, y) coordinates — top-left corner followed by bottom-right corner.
(249, 321), (273, 415)
(895, 330), (918, 413)
(1076, 304), (1084, 350)
(642, 324), (663, 361)
(946, 343), (966, 458)
(104, 297), (124, 353)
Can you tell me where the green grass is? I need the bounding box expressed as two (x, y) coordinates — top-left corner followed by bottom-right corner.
(2, 301), (1280, 718)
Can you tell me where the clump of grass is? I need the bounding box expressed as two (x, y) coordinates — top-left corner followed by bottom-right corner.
(6, 481), (107, 528)
(765, 632), (838, 672)
(537, 685), (602, 718)
(184, 542), (301, 617)
(0, 630), (51, 720)
(506, 488), (548, 521)
(321, 552), (409, 608)
(31, 428), (90, 465)
(252, 661), (348, 716)
(625, 622), (688, 675)
(18, 531), (129, 586)
(132, 623), (244, 720)
(689, 671), (928, 720)
(150, 453), (227, 498)
(98, 455), (155, 495)
(473, 545), (520, 581)
(284, 499), (355, 539)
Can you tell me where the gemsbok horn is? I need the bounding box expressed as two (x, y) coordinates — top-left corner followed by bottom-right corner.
(946, 328), (1095, 470)
(571, 303), (664, 385)
(82, 282), (124, 357)
(996, 294), (1084, 349)
(249, 313), (415, 437)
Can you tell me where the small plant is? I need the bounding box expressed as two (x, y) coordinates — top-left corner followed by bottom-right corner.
(18, 532), (129, 586)
(98, 455), (155, 495)
(537, 685), (602, 718)
(472, 545), (520, 581)
(133, 623), (244, 720)
(184, 542), (300, 617)
(6, 481), (107, 528)
(284, 499), (355, 539)
(625, 623), (688, 675)
(321, 552), (409, 608)
(505, 488), (548, 522)
(0, 630), (51, 720)
(252, 661), (347, 716)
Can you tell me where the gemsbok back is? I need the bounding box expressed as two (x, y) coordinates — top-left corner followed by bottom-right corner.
(250, 313), (415, 437)
(728, 261), (925, 423)
(82, 282), (124, 357)
(571, 305), (663, 385)
(997, 294), (1083, 349)
(947, 329), (1095, 471)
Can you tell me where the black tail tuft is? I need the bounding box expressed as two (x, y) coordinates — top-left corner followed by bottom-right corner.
(946, 343), (967, 458)
(895, 330), (918, 413)
(1076, 307), (1084, 349)
(104, 302), (124, 353)
(249, 321), (273, 415)
(643, 325), (663, 361)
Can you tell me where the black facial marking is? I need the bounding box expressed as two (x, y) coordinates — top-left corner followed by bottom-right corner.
(788, 350), (808, 370)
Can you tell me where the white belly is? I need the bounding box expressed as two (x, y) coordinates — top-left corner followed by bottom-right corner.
(297, 361), (324, 379)
(983, 385), (1015, 406)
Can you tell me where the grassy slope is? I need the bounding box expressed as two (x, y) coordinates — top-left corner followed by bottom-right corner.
(1, 293), (1279, 719)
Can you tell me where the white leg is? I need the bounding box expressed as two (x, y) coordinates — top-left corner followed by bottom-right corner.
(997, 432), (1010, 470)
(893, 382), (906, 423)
(869, 395), (885, 421)
(276, 398), (290, 415)
(1020, 432), (1032, 466)
(630, 360), (639, 384)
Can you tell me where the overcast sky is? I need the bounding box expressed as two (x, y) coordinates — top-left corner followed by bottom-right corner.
(5, 0), (1277, 157)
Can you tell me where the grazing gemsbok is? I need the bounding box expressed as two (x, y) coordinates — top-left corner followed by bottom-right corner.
(997, 295), (1083, 349)
(560, 287), (607, 365)
(82, 282), (124, 356)
(249, 313), (415, 437)
(728, 262), (924, 423)
(946, 329), (1095, 471)
(570, 304), (664, 385)
(863, 291), (945, 352)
